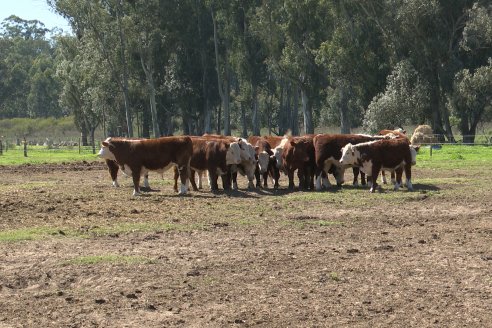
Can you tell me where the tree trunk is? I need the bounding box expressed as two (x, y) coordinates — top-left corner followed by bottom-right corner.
(212, 8), (230, 135)
(197, 2), (211, 134)
(90, 128), (96, 154)
(241, 103), (248, 137)
(142, 104), (151, 138)
(339, 86), (351, 134)
(278, 80), (285, 135)
(252, 83), (260, 136)
(301, 87), (313, 134)
(117, 0), (133, 137)
(291, 85), (299, 136)
(81, 130), (88, 146)
(216, 105), (221, 134)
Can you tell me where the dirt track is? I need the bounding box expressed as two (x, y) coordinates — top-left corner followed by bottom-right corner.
(0, 161), (491, 327)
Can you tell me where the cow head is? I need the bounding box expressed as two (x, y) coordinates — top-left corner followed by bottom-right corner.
(258, 151), (270, 174)
(98, 137), (116, 161)
(237, 138), (257, 165)
(226, 142), (242, 165)
(339, 143), (358, 166)
(410, 145), (420, 165)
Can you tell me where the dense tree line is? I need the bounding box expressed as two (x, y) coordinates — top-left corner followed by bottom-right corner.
(1, 1), (491, 144)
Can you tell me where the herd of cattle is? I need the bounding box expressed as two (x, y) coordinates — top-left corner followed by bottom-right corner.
(97, 129), (420, 196)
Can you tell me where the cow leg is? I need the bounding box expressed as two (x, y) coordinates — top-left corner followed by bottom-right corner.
(208, 170), (219, 191)
(404, 163), (413, 191)
(391, 171), (396, 185)
(131, 168), (142, 196)
(189, 169), (199, 191)
(287, 170), (295, 190)
(177, 164), (189, 195)
(370, 163), (381, 193)
(360, 171), (366, 186)
(262, 171), (269, 188)
(106, 160), (120, 187)
(197, 171), (204, 189)
(143, 174), (150, 189)
(352, 167), (360, 186)
(394, 168), (403, 191)
(381, 170), (387, 184)
(255, 166), (261, 188)
(222, 168), (232, 190)
(273, 166), (280, 189)
(173, 166), (179, 192)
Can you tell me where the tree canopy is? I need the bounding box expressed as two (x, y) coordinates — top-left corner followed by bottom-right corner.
(0, 1), (491, 143)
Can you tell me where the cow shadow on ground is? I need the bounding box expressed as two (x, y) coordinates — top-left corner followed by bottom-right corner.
(410, 183), (440, 192)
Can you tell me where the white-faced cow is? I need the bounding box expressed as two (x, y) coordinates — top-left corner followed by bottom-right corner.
(98, 136), (193, 196)
(248, 137), (281, 189)
(313, 134), (384, 190)
(339, 137), (416, 193)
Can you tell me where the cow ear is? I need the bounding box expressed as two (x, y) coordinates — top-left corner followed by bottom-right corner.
(413, 145), (421, 152)
(102, 141), (110, 147)
(255, 146), (260, 151)
(290, 140), (296, 147)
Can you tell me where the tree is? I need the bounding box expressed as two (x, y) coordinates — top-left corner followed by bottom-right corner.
(451, 59), (492, 143)
(363, 60), (430, 133)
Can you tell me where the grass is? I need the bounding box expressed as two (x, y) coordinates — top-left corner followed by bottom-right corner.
(0, 145), (99, 165)
(416, 145), (492, 169)
(64, 255), (156, 266)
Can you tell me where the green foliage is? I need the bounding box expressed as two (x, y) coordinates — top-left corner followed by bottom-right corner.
(363, 60), (430, 133)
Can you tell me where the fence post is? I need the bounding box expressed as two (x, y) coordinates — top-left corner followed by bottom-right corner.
(430, 144), (432, 157)
(23, 137), (28, 157)
(79, 137), (81, 154)
(0, 138), (3, 155)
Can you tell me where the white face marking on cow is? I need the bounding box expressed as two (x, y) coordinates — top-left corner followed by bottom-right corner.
(339, 144), (358, 166)
(258, 152), (270, 173)
(98, 145), (116, 161)
(226, 142), (242, 165)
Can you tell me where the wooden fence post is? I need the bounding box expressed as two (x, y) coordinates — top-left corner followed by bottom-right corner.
(0, 138), (3, 155)
(23, 137), (28, 157)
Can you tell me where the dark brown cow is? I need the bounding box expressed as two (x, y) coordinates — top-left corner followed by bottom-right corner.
(98, 136), (193, 196)
(205, 140), (234, 191)
(313, 134), (384, 190)
(339, 137), (415, 192)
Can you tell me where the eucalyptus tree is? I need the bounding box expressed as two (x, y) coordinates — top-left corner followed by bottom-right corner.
(48, 0), (134, 137)
(316, 0), (388, 134)
(0, 16), (59, 118)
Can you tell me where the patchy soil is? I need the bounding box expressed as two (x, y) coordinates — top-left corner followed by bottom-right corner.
(0, 161), (491, 327)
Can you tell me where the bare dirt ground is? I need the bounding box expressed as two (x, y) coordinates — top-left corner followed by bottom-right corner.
(0, 161), (491, 327)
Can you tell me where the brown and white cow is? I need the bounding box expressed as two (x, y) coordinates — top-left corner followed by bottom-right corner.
(339, 137), (415, 193)
(377, 128), (410, 184)
(202, 134), (256, 190)
(172, 137), (242, 192)
(251, 137), (280, 189)
(313, 134), (384, 190)
(98, 136), (193, 196)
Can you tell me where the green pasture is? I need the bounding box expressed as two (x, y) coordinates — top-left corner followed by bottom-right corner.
(0, 145), (99, 165)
